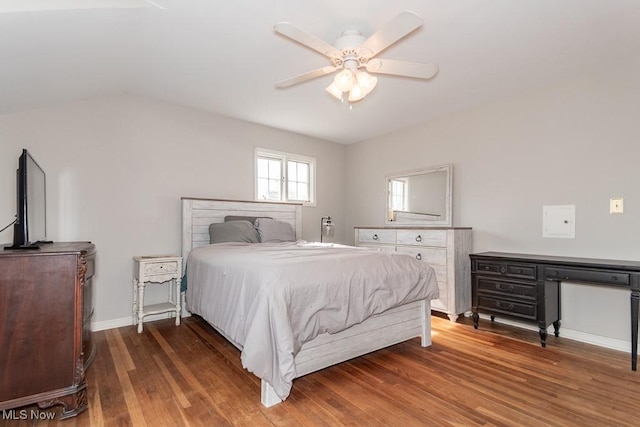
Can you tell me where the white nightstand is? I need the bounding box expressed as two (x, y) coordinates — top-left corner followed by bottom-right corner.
(132, 255), (183, 333)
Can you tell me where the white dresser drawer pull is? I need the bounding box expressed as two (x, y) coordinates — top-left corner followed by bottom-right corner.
(416, 253), (422, 261)
(415, 235), (422, 242)
(373, 234), (379, 240)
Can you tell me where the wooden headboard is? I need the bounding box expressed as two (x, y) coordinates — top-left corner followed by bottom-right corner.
(181, 197), (303, 262)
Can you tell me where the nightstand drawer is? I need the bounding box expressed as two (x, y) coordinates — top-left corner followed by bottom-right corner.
(475, 277), (536, 300)
(144, 262), (179, 276)
(396, 230), (446, 247)
(477, 295), (537, 320)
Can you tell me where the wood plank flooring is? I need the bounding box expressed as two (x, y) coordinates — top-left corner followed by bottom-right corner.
(3, 314), (640, 426)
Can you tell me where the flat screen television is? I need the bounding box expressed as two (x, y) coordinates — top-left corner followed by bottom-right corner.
(6, 149), (48, 249)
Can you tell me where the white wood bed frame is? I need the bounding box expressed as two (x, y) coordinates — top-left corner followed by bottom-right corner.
(181, 197), (432, 407)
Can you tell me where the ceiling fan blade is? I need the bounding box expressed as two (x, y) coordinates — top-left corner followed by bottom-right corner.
(275, 66), (337, 88)
(274, 22), (342, 58)
(357, 11), (423, 58)
(366, 59), (439, 80)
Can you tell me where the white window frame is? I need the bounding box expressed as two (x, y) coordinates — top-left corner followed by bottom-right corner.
(255, 148), (316, 206)
(389, 177), (409, 212)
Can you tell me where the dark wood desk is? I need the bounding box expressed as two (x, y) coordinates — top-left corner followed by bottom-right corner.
(470, 252), (640, 371)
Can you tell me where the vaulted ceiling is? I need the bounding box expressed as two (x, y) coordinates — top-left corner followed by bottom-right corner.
(1, 0), (639, 144)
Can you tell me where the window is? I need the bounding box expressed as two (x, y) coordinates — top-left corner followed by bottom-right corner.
(389, 178), (408, 211)
(255, 148), (316, 205)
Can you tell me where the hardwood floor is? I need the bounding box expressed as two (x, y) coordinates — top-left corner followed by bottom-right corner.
(3, 314), (640, 426)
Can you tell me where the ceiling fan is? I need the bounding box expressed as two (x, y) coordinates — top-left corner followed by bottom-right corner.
(274, 11), (438, 103)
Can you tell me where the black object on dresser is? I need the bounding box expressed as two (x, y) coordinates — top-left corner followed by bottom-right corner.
(470, 251), (640, 371)
(0, 242), (96, 418)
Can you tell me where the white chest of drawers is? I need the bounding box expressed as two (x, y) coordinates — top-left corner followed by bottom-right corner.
(355, 227), (472, 321)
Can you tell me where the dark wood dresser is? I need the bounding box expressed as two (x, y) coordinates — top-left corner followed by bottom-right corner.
(0, 242), (96, 418)
(470, 252), (560, 347)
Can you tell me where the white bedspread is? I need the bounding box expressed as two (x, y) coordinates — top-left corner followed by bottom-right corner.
(186, 241), (439, 400)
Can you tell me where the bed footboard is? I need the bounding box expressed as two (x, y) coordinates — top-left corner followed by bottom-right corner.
(260, 299), (432, 407)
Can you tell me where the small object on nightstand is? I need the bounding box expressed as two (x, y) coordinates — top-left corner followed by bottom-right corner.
(132, 255), (183, 333)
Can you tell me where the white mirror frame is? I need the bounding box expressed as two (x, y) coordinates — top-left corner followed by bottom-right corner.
(385, 164), (453, 227)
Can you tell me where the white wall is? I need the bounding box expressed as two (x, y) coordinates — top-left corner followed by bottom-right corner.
(0, 94), (347, 326)
(346, 62), (640, 350)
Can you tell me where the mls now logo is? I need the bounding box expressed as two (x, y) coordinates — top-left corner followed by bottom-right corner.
(2, 409), (56, 420)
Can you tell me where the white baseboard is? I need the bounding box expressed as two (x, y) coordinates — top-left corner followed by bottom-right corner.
(92, 316), (133, 332)
(92, 294), (192, 332)
(92, 310), (192, 332)
(478, 314), (630, 353)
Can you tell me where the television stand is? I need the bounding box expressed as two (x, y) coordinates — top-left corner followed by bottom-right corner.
(0, 242), (96, 418)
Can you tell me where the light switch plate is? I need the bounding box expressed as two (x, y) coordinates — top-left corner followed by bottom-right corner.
(543, 205), (576, 238)
(610, 198), (624, 214)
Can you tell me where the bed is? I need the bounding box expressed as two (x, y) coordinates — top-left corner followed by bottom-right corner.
(181, 197), (439, 407)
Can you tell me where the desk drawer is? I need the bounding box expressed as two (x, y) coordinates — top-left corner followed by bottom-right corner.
(476, 261), (502, 275)
(544, 267), (630, 286)
(475, 260), (537, 280)
(475, 277), (537, 300)
(477, 295), (537, 320)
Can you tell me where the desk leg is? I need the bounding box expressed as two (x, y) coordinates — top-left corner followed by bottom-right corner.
(553, 320), (561, 337)
(539, 326), (547, 348)
(631, 290), (639, 371)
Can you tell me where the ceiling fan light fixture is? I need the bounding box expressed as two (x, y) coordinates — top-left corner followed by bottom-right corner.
(333, 69), (355, 92)
(356, 70), (378, 96)
(325, 82), (343, 100)
(348, 83), (366, 102)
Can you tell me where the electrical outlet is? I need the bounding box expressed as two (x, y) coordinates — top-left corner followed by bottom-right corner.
(610, 198), (624, 214)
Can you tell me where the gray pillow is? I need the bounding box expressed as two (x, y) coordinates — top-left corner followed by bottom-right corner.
(224, 215), (271, 225)
(255, 218), (296, 243)
(209, 221), (260, 244)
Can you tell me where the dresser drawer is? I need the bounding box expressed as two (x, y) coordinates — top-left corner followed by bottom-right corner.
(396, 246), (447, 265)
(475, 277), (536, 300)
(396, 230), (447, 247)
(357, 229), (396, 245)
(544, 267), (630, 286)
(475, 260), (537, 280)
(477, 295), (537, 320)
(360, 244), (396, 253)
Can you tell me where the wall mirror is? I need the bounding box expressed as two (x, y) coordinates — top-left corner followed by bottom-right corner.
(385, 164), (452, 226)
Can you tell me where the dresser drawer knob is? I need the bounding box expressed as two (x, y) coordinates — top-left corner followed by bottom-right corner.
(372, 234), (379, 240)
(495, 283), (515, 292)
(496, 301), (515, 310)
(415, 235), (422, 242)
(500, 267), (506, 274)
(484, 266), (490, 270)
(416, 253), (422, 261)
